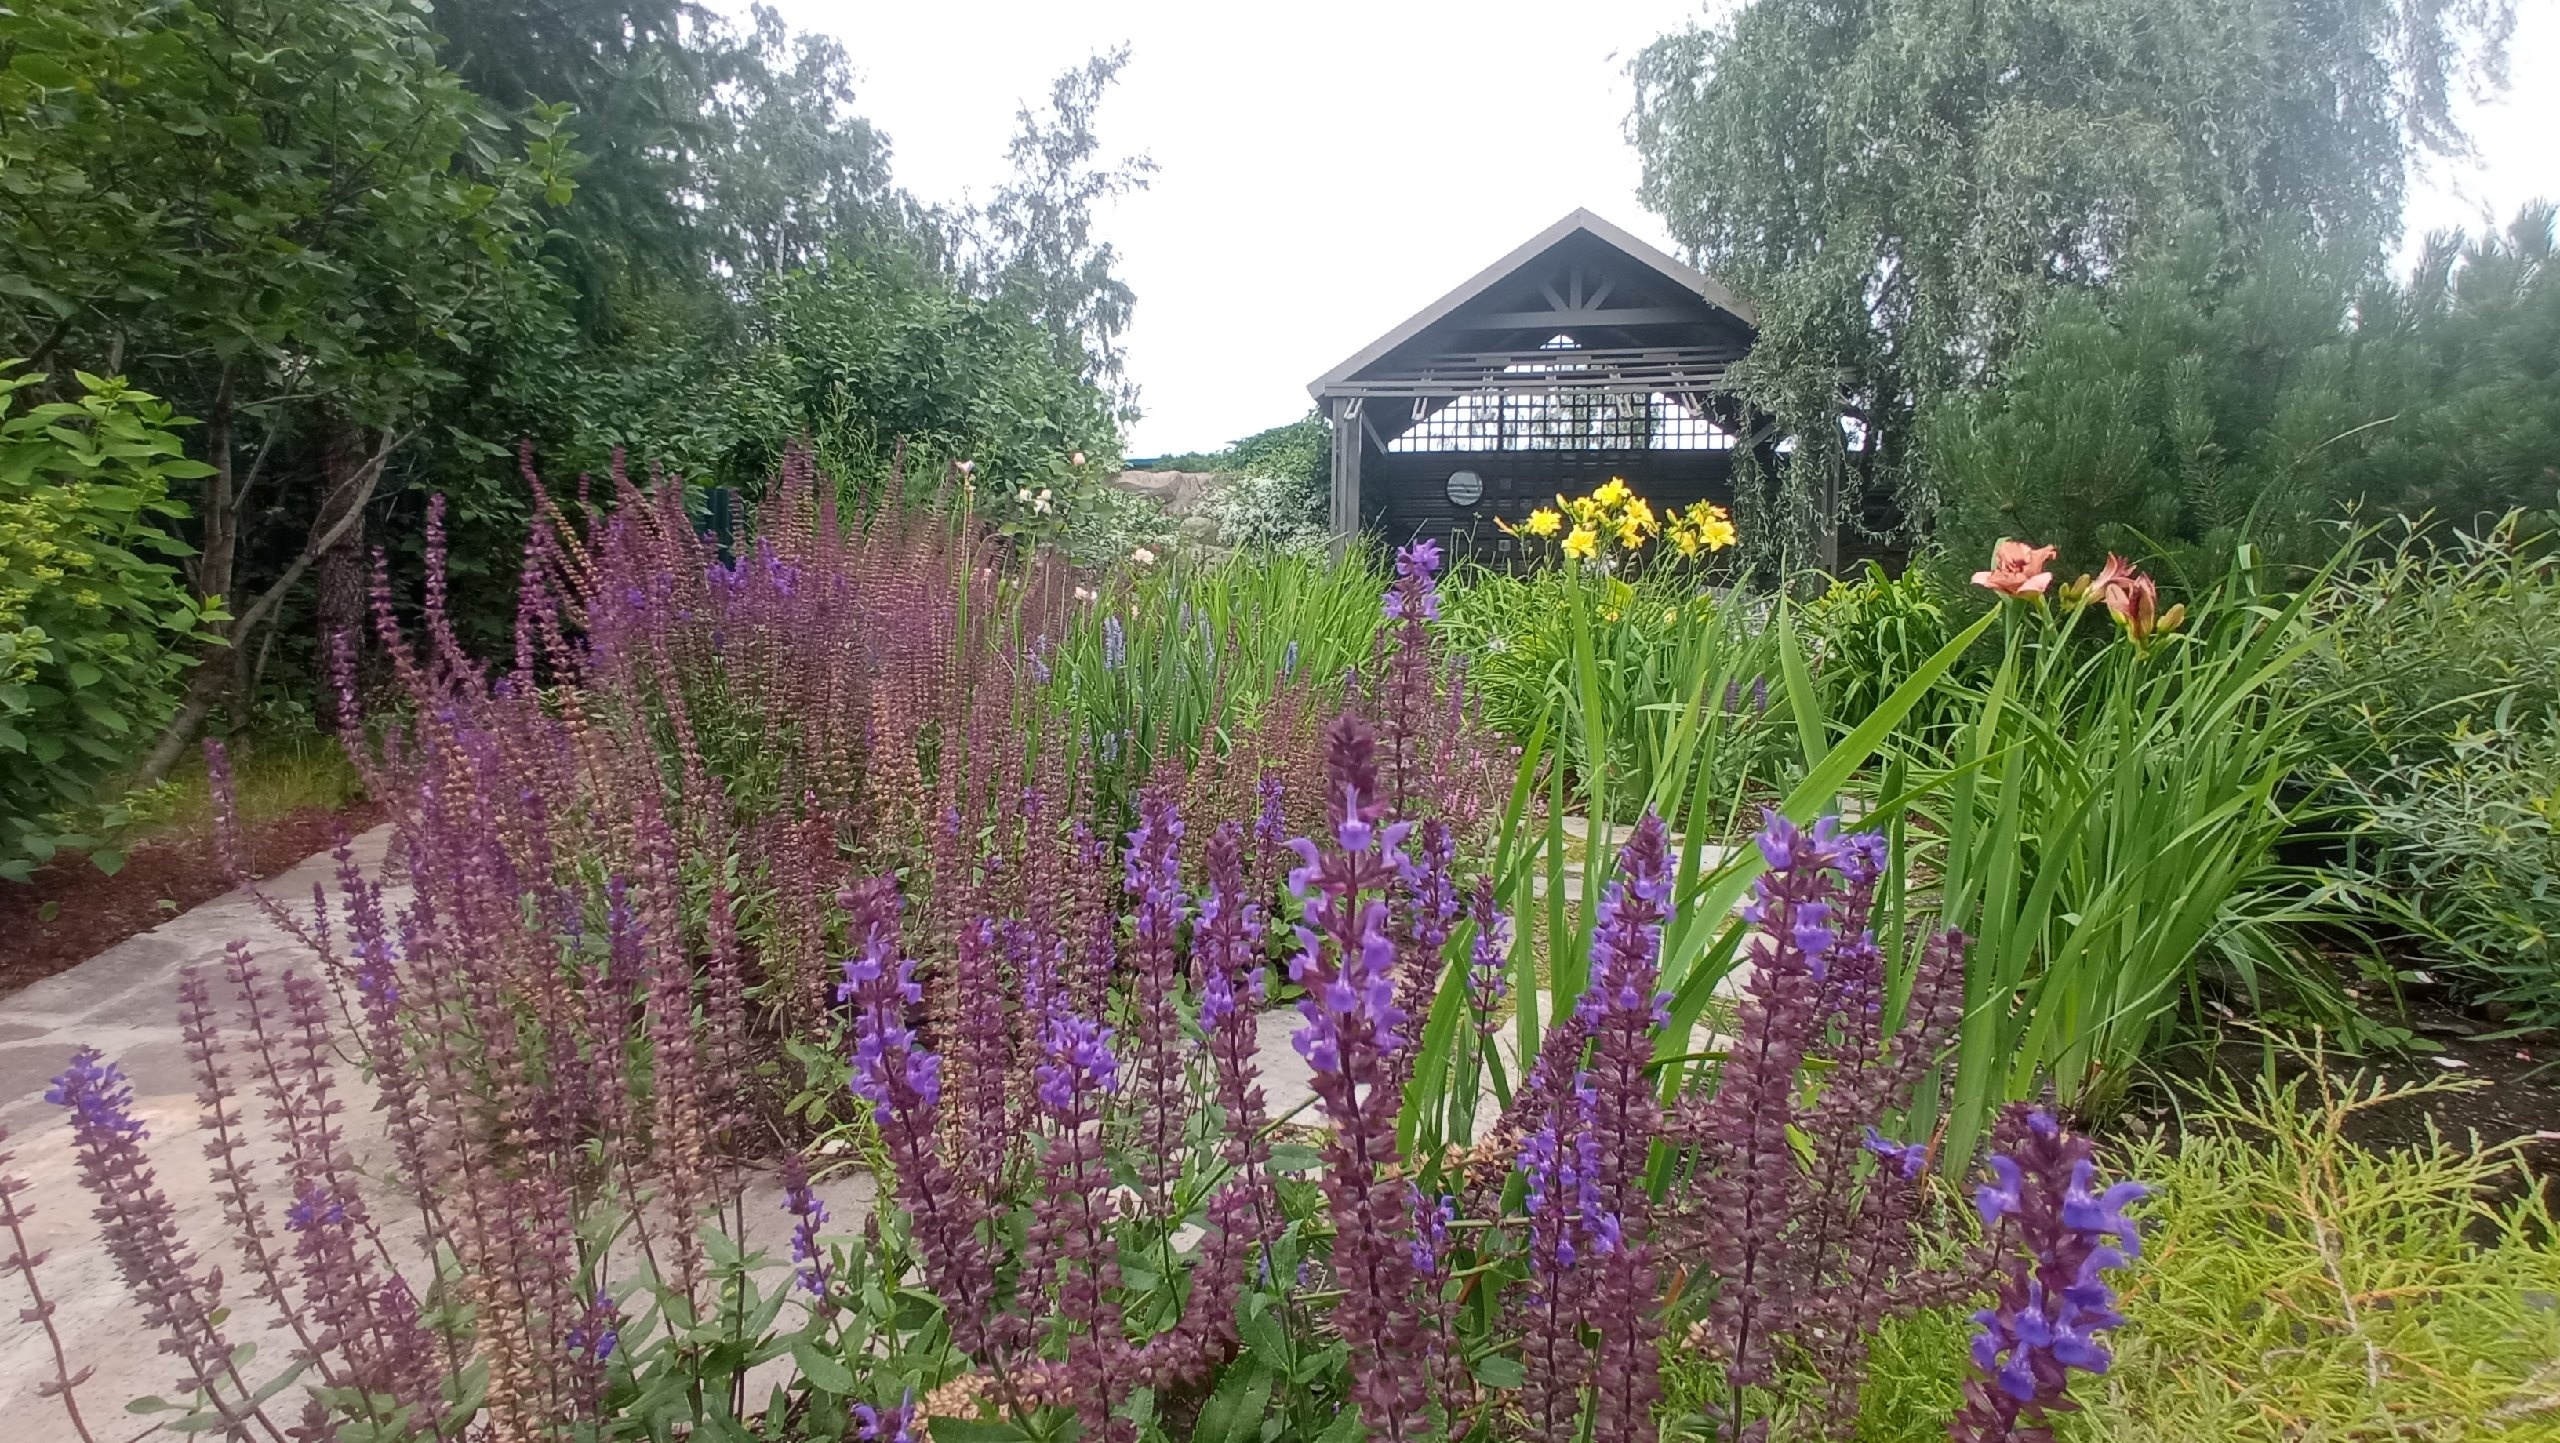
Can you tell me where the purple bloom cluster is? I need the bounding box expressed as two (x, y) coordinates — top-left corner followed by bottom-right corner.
(781, 1151), (831, 1300)
(48, 1048), (243, 1406)
(1283, 715), (1436, 1440)
(1025, 992), (1134, 1441)
(1381, 538), (1443, 622)
(1954, 1107), (2146, 1440)
(1121, 787), (1192, 1212)
(853, 1392), (919, 1442)
(1508, 813), (1676, 1434)
(565, 1288), (621, 1362)
(1464, 874), (1511, 1035)
(1033, 1011), (1120, 1111)
(842, 945), (940, 1110)
(832, 880), (1004, 1364)
(1667, 810), (1974, 1440)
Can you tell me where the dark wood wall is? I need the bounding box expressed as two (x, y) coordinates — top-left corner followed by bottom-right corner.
(1364, 446), (1739, 566)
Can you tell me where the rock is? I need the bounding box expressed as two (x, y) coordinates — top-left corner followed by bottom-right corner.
(1108, 468), (1221, 520)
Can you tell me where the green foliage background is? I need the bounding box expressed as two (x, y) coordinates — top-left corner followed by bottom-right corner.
(0, 0), (1148, 858)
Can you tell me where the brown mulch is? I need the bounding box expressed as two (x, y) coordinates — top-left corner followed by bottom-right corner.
(0, 801), (385, 999)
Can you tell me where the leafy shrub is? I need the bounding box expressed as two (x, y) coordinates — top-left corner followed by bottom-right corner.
(0, 367), (222, 879)
(1921, 540), (2336, 1155)
(2301, 511), (2560, 1022)
(1201, 472), (1329, 555)
(2340, 720), (2560, 1020)
(1802, 563), (1959, 738)
(1924, 205), (2560, 592)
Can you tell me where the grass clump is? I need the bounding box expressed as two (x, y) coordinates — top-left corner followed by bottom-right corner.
(1838, 1061), (2560, 1441)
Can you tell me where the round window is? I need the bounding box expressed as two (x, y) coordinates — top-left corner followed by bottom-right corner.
(1446, 469), (1485, 507)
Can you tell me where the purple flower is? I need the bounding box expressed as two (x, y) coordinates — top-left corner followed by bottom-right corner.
(853, 1392), (919, 1442)
(1035, 1011), (1120, 1111)
(2060, 1160), (2149, 1258)
(1279, 715), (1434, 1437)
(1102, 614), (1127, 672)
(44, 1048), (144, 1144)
(1383, 539), (1444, 622)
(842, 944), (940, 1110)
(566, 1288), (621, 1362)
(1952, 1106), (2148, 1441)
(283, 1183), (348, 1232)
(1408, 1187), (1455, 1276)
(1465, 875), (1511, 1032)
(1976, 1154), (2027, 1227)
(52, 1046), (240, 1400)
(1862, 1128), (1929, 1180)
(782, 1151), (832, 1298)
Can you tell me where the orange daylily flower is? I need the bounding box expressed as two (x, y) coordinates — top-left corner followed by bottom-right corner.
(1972, 539), (2058, 597)
(2091, 553), (2187, 646)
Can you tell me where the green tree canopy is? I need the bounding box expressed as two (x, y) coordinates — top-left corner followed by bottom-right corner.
(1925, 203), (2558, 591)
(1630, 0), (2515, 568)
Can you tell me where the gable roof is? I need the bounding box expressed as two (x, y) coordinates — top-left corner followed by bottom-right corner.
(1307, 208), (1755, 400)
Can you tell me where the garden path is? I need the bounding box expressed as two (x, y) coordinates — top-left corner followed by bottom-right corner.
(0, 828), (877, 1418)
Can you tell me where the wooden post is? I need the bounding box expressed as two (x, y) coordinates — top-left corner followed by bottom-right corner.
(1329, 397), (1363, 550)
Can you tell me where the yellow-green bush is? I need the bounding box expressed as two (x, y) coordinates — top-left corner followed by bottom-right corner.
(0, 366), (222, 877)
(1840, 1062), (2560, 1441)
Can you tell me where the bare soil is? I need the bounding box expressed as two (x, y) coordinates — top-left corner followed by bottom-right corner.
(0, 800), (384, 998)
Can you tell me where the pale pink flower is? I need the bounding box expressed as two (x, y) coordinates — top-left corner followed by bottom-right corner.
(1972, 540), (2058, 597)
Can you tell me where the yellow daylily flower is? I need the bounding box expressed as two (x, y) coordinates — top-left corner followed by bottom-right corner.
(1592, 477), (1632, 507)
(1562, 525), (1598, 560)
(1522, 507), (1562, 538)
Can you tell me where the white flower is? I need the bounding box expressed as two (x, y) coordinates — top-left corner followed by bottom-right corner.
(1131, 546), (1158, 566)
(1070, 450), (1087, 466)
(1486, 635), (1510, 654)
(1032, 488), (1055, 515)
(1074, 586), (1098, 603)
(956, 460), (977, 475)
(1016, 486), (1034, 504)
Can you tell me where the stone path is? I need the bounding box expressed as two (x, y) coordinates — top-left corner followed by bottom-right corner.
(1, 829), (406, 1414)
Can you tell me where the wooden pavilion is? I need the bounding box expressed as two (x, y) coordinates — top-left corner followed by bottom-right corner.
(1307, 208), (1769, 563)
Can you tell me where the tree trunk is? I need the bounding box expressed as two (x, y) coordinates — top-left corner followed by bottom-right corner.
(136, 393), (242, 786)
(313, 418), (371, 729)
(137, 415), (401, 785)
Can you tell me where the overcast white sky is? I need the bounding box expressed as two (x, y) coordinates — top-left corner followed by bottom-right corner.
(773, 0), (2558, 458)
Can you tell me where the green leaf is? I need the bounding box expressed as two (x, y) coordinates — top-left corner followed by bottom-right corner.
(790, 1337), (858, 1395)
(1189, 1360), (1275, 1443)
(1471, 1354), (1526, 1389)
